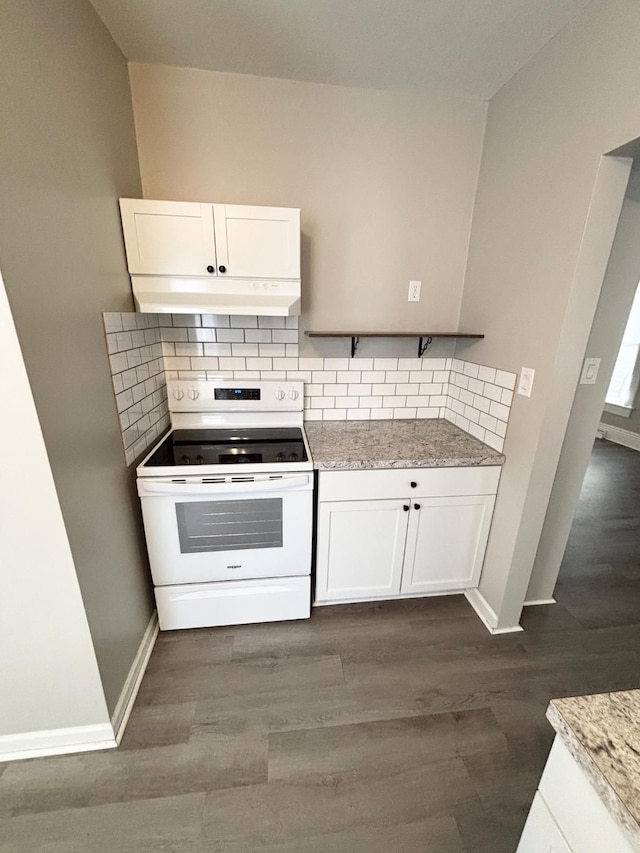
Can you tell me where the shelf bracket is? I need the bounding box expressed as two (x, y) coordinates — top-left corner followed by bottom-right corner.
(418, 336), (433, 357)
(351, 336), (360, 357)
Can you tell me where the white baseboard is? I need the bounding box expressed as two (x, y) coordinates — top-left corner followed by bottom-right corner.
(0, 724), (117, 763)
(111, 611), (159, 744)
(523, 598), (557, 606)
(465, 588), (523, 635)
(598, 422), (640, 452)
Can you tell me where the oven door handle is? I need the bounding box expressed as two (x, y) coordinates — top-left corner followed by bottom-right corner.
(138, 474), (311, 497)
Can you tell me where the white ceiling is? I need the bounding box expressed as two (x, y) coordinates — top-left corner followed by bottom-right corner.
(89, 0), (595, 100)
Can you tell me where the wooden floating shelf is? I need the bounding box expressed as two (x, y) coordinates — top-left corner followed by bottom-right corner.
(306, 331), (484, 357)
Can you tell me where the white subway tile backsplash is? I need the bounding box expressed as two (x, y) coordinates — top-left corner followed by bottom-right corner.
(272, 329), (298, 344)
(312, 371), (337, 384)
(199, 314), (228, 328)
(495, 369), (516, 390)
(232, 344), (260, 357)
(245, 329), (272, 343)
(107, 315), (516, 461)
(324, 358), (349, 370)
(398, 358), (423, 371)
(246, 357), (273, 371)
(349, 358), (373, 371)
(299, 358), (324, 371)
(347, 409), (370, 420)
(203, 343), (232, 356)
(231, 315), (257, 328)
(172, 314), (201, 327)
(219, 357), (246, 370)
(175, 342), (203, 356)
(258, 316), (286, 329)
(217, 329), (245, 343)
(261, 343), (286, 356)
(187, 327), (215, 343)
(478, 365), (496, 383)
(373, 358), (398, 370)
(324, 408), (347, 420)
(489, 401), (510, 422)
(103, 312), (168, 466)
(324, 384), (348, 396)
(348, 383), (373, 397)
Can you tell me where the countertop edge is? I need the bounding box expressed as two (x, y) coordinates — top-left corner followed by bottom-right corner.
(546, 701), (640, 848)
(313, 455), (505, 470)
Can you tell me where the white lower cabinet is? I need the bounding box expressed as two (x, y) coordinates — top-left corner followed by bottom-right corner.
(401, 494), (496, 594)
(315, 466), (500, 605)
(517, 738), (634, 852)
(316, 500), (409, 601)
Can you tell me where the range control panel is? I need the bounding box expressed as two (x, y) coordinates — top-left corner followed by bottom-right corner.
(167, 379), (304, 413)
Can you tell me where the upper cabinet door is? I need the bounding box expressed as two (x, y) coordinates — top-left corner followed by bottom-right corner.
(213, 204), (300, 279)
(119, 199), (216, 276)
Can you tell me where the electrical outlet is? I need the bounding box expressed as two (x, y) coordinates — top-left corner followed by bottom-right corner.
(517, 367), (535, 397)
(408, 280), (421, 302)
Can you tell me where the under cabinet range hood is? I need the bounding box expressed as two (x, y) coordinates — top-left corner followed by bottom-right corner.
(131, 276), (301, 316)
(119, 198), (302, 316)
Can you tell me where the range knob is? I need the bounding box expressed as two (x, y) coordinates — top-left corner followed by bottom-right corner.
(289, 389), (299, 400)
(274, 389), (286, 400)
(180, 456), (191, 464)
(196, 455), (205, 464)
(289, 452), (299, 462)
(173, 388), (185, 400)
(276, 452), (286, 462)
(188, 389), (199, 400)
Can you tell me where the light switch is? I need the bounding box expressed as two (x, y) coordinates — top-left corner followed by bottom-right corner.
(517, 367), (535, 397)
(580, 357), (601, 385)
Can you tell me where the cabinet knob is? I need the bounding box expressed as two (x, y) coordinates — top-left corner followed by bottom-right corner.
(218, 265), (227, 274)
(206, 265), (215, 273)
(403, 504), (410, 512)
(410, 481), (418, 488)
(414, 503), (421, 510)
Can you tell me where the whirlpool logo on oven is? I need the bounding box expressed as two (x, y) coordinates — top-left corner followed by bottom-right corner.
(227, 564), (242, 569)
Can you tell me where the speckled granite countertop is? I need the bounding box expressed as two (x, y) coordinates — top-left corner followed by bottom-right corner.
(548, 690), (640, 848)
(304, 418), (505, 470)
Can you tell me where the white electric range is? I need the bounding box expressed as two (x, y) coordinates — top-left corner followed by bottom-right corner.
(137, 379), (313, 630)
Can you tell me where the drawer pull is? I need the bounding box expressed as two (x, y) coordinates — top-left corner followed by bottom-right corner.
(410, 481), (418, 488)
(414, 503), (421, 510)
(403, 504), (410, 512)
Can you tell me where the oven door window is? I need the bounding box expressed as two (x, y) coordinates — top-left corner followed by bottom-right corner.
(175, 498), (283, 553)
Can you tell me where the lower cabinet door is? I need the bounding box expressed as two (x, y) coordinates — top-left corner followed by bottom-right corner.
(400, 495), (496, 594)
(517, 794), (572, 853)
(315, 500), (409, 603)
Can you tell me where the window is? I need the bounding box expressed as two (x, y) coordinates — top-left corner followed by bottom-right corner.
(605, 281), (640, 412)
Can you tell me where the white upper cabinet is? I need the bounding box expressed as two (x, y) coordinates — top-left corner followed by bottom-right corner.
(119, 199), (300, 280)
(119, 200), (216, 277)
(213, 204), (300, 280)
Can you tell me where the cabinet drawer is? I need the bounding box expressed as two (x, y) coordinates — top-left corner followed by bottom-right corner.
(318, 466), (501, 503)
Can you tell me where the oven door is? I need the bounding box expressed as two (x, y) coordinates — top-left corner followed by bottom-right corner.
(137, 474), (313, 586)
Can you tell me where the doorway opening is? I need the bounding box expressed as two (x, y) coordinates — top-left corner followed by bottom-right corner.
(525, 159), (640, 629)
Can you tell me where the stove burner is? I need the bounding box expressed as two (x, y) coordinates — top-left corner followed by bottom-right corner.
(143, 427), (308, 468)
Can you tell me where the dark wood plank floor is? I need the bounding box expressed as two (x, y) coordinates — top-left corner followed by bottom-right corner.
(2, 439), (640, 852)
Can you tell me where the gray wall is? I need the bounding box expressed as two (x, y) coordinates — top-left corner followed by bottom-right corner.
(454, 0), (640, 628)
(601, 405), (640, 435)
(128, 64), (487, 340)
(0, 0), (154, 714)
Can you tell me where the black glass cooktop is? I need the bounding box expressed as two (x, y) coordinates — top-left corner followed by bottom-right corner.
(143, 428), (308, 467)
